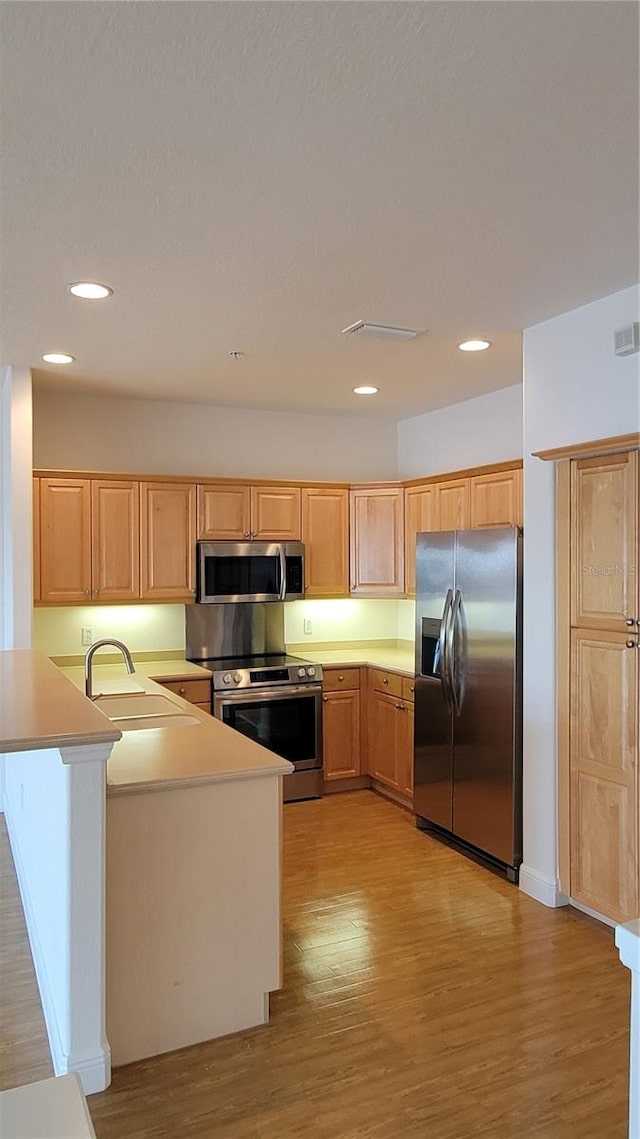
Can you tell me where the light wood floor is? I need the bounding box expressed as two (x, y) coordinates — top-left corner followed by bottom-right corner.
(2, 793), (631, 1137)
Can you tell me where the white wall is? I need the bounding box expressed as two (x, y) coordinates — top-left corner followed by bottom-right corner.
(1, 366), (33, 649)
(33, 390), (398, 482)
(521, 284), (640, 907)
(397, 384), (523, 479)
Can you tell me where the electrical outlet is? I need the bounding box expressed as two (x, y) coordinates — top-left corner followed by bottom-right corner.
(81, 627), (95, 646)
(303, 619), (312, 635)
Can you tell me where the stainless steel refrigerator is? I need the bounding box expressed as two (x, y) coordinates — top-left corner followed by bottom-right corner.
(414, 526), (523, 881)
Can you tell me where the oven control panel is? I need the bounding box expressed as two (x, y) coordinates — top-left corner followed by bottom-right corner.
(213, 661), (322, 690)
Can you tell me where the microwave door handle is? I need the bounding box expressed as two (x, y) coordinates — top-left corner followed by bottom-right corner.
(278, 545), (287, 600)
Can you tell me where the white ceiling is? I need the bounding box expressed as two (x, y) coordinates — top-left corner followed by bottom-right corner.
(1, 2), (638, 421)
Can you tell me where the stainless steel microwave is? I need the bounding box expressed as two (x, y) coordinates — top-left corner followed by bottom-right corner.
(196, 541), (305, 603)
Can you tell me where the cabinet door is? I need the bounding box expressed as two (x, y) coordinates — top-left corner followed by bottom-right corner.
(350, 488), (404, 595)
(436, 479), (470, 531)
(570, 628), (638, 922)
(250, 486), (301, 540)
(571, 452), (639, 631)
(39, 478), (92, 602)
(302, 488), (349, 597)
(91, 481), (140, 601)
(470, 469), (522, 528)
(368, 689), (400, 787)
(404, 485), (437, 596)
(322, 689), (361, 780)
(33, 477), (40, 602)
(398, 699), (414, 798)
(197, 485), (251, 540)
(140, 482), (196, 600)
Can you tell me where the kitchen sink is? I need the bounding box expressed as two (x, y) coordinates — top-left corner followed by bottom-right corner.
(112, 713), (200, 732)
(93, 693), (186, 719)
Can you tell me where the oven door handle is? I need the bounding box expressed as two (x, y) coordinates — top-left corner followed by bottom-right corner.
(278, 544), (287, 600)
(214, 683), (323, 710)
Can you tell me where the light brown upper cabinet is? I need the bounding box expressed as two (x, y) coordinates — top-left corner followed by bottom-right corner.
(350, 486), (404, 595)
(39, 477), (92, 603)
(436, 478), (470, 531)
(571, 451), (639, 631)
(470, 468), (522, 529)
(91, 481), (140, 602)
(404, 485), (437, 596)
(197, 485), (251, 540)
(140, 482), (196, 601)
(302, 488), (349, 597)
(197, 483), (301, 541)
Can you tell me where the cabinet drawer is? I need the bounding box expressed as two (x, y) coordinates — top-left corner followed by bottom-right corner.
(158, 678), (211, 706)
(402, 676), (416, 702)
(369, 668), (402, 698)
(323, 667), (361, 692)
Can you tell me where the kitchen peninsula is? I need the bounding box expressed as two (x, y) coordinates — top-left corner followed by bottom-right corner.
(1, 650), (292, 1086)
(60, 659), (293, 1068)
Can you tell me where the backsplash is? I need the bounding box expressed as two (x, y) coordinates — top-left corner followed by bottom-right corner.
(34, 599), (416, 657)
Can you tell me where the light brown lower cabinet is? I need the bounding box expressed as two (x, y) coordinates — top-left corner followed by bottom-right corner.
(156, 676), (212, 713)
(322, 668), (361, 781)
(366, 670), (415, 803)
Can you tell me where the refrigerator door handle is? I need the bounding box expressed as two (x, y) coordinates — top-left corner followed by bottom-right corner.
(437, 589), (454, 709)
(449, 588), (465, 717)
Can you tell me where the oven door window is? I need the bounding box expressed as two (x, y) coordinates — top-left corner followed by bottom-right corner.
(221, 695), (317, 763)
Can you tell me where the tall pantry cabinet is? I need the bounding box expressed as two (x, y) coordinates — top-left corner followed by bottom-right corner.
(557, 446), (639, 923)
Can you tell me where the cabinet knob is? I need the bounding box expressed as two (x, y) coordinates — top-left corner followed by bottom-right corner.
(338, 675), (344, 681)
(179, 686), (186, 694)
(382, 678), (389, 685)
(626, 640), (637, 649)
(625, 618), (635, 627)
(322, 696), (328, 703)
(84, 589), (90, 598)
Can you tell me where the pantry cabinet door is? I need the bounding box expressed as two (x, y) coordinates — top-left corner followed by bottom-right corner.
(322, 689), (361, 780)
(197, 485), (251, 540)
(404, 485), (437, 596)
(91, 481), (140, 601)
(470, 469), (522, 528)
(140, 482), (196, 600)
(570, 628), (638, 922)
(39, 477), (92, 603)
(302, 488), (349, 597)
(571, 451), (638, 632)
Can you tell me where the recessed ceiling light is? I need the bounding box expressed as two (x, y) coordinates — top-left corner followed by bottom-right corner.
(342, 321), (421, 341)
(353, 385), (379, 396)
(42, 352), (75, 364)
(68, 281), (113, 300)
(458, 339), (491, 352)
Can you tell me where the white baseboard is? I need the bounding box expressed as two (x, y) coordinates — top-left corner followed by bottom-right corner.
(4, 798), (111, 1094)
(519, 864), (569, 908)
(567, 896), (616, 929)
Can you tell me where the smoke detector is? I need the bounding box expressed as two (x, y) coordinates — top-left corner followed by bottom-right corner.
(341, 320), (422, 341)
(614, 322), (640, 357)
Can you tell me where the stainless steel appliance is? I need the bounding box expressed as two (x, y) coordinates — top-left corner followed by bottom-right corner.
(186, 603), (323, 802)
(414, 526), (522, 880)
(196, 541), (304, 603)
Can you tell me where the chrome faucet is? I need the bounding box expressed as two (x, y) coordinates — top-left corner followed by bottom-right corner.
(84, 638), (135, 699)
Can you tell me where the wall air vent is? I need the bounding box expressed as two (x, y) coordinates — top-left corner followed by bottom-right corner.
(341, 320), (422, 341)
(614, 322), (640, 356)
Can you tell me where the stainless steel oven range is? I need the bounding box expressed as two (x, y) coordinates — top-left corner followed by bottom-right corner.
(210, 656), (323, 802)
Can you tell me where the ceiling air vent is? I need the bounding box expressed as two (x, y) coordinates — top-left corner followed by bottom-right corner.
(341, 320), (422, 341)
(614, 322), (640, 357)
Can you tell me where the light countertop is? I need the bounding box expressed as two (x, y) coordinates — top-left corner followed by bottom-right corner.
(0, 649), (121, 754)
(59, 659), (292, 796)
(287, 642), (415, 675)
